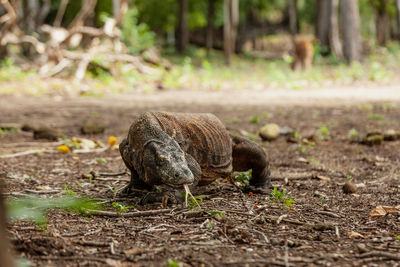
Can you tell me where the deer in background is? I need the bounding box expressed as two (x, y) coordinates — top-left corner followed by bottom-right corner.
(291, 39), (314, 71)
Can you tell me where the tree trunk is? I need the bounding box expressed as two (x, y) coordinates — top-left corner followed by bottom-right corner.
(316, 0), (331, 49)
(176, 0), (188, 52)
(224, 0), (238, 65)
(329, 0), (342, 58)
(224, 0), (232, 65)
(288, 0), (297, 51)
(231, 0), (238, 52)
(341, 0), (362, 63)
(374, 0), (389, 45)
(206, 0), (215, 55)
(0, 177), (14, 267)
(396, 0), (400, 38)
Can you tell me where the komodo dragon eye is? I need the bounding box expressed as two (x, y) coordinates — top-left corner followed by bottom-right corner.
(157, 154), (168, 162)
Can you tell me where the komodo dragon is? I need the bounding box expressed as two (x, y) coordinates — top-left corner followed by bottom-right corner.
(119, 112), (271, 198)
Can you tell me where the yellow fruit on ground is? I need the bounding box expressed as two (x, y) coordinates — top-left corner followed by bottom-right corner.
(108, 136), (117, 146)
(58, 145), (71, 153)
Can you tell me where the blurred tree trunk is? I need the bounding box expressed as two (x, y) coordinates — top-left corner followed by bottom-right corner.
(176, 0), (188, 52)
(288, 0), (297, 50)
(0, 178), (14, 267)
(341, 0), (362, 63)
(329, 0), (342, 58)
(396, 0), (400, 38)
(206, 0), (215, 55)
(224, 0), (238, 65)
(316, 0), (330, 49)
(372, 0), (389, 45)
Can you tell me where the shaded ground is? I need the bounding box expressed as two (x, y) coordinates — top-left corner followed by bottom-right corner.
(1, 90), (400, 266)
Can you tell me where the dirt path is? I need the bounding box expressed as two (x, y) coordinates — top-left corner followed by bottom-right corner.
(1, 88), (400, 266)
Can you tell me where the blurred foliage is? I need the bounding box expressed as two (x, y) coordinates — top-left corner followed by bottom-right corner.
(7, 196), (102, 227)
(121, 7), (155, 54)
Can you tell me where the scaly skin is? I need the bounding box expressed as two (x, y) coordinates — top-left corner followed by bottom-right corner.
(119, 112), (271, 195)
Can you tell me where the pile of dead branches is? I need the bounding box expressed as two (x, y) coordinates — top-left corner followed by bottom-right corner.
(0, 0), (170, 81)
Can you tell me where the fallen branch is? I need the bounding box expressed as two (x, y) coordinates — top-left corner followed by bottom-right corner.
(0, 149), (55, 158)
(84, 208), (172, 217)
(98, 171), (127, 177)
(358, 251), (400, 261)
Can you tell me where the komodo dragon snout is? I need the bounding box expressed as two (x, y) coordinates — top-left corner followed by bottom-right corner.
(143, 140), (195, 186)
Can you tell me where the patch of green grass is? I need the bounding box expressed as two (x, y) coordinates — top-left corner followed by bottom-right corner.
(270, 187), (295, 207)
(382, 103), (393, 110)
(310, 156), (320, 166)
(0, 126), (18, 135)
(63, 184), (77, 196)
(298, 144), (307, 154)
(348, 128), (359, 139)
(112, 202), (133, 213)
(96, 157), (107, 164)
(206, 210), (224, 217)
(318, 125), (330, 141)
(368, 113), (384, 120)
(165, 259), (183, 267)
(246, 133), (257, 141)
(249, 115), (260, 124)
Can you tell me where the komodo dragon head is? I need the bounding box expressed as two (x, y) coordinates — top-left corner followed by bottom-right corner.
(142, 139), (195, 187)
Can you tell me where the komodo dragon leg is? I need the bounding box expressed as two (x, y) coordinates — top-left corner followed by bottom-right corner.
(231, 135), (272, 193)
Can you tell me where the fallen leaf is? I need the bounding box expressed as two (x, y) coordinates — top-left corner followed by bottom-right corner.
(348, 231), (365, 239)
(57, 145), (70, 153)
(369, 205), (400, 218)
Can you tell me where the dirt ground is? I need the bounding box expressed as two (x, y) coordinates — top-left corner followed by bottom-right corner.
(1, 90), (400, 267)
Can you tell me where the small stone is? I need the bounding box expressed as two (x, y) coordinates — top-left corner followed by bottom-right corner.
(259, 123), (280, 141)
(33, 126), (60, 141)
(279, 126), (293, 135)
(383, 129), (398, 141)
(21, 124), (37, 132)
(81, 120), (106, 134)
(343, 181), (357, 194)
(362, 134), (384, 146)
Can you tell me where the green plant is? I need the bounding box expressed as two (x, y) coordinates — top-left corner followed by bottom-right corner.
(368, 113), (384, 120)
(180, 193), (203, 210)
(246, 133), (257, 141)
(7, 196), (101, 228)
(231, 170), (251, 188)
(96, 157), (107, 164)
(165, 259), (182, 267)
(310, 156), (320, 166)
(270, 187), (295, 207)
(249, 116), (260, 124)
(346, 174), (353, 180)
(207, 221), (213, 230)
(382, 103), (393, 110)
(298, 144), (307, 154)
(395, 234), (400, 241)
(112, 202), (133, 213)
(121, 7), (155, 54)
(348, 128), (359, 139)
(369, 61), (390, 82)
(206, 210), (224, 217)
(63, 184), (76, 196)
(318, 125), (330, 141)
(0, 126), (18, 135)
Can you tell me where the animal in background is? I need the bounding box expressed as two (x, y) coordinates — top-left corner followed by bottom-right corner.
(291, 39), (314, 71)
